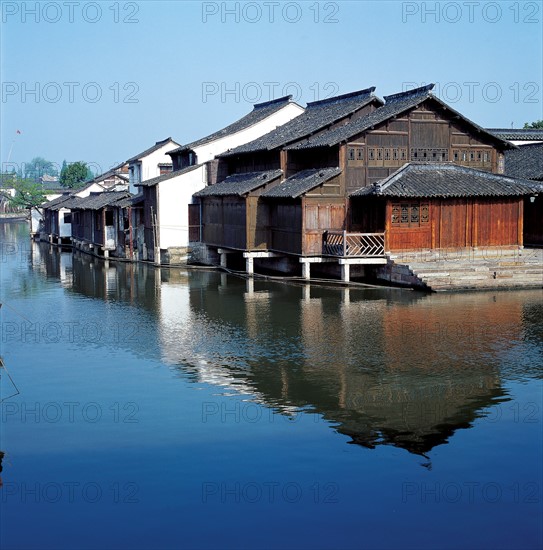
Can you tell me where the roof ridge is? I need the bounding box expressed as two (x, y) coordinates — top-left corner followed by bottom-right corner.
(253, 95), (293, 108)
(383, 84), (435, 103)
(307, 87), (376, 107)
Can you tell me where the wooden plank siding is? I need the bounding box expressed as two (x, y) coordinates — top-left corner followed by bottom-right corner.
(269, 201), (303, 254)
(342, 102), (497, 194)
(302, 197), (346, 256)
(201, 196), (247, 249)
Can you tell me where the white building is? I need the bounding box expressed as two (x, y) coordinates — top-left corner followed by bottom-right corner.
(137, 96), (304, 264)
(127, 137), (180, 194)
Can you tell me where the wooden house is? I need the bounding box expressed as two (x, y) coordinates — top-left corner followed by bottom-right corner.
(70, 191), (131, 258)
(350, 162), (536, 252)
(504, 142), (543, 246)
(193, 83), (542, 281)
(138, 96), (304, 265)
(39, 164), (129, 245)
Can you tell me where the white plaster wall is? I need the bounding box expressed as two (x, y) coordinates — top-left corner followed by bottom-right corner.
(58, 208), (72, 237)
(157, 166), (207, 249)
(129, 141), (179, 193)
(192, 103), (304, 162)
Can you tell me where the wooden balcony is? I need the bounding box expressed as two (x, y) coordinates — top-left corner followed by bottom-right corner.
(322, 230), (385, 258)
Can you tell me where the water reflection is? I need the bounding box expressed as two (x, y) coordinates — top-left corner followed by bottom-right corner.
(22, 231), (543, 459)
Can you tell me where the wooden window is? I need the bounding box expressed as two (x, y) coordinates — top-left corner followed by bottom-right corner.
(105, 210), (114, 226)
(63, 212), (72, 224)
(393, 148), (399, 161)
(411, 148), (449, 162)
(384, 148), (391, 161)
(356, 148), (364, 160)
(348, 148), (355, 160)
(391, 204), (401, 225)
(483, 151), (489, 162)
(377, 148), (383, 161)
(368, 148), (375, 161)
(421, 203), (429, 224)
(392, 201), (430, 227)
(470, 151), (475, 161)
(453, 150), (459, 161)
(400, 148), (407, 160)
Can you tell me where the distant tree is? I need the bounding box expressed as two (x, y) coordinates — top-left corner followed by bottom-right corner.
(523, 120), (543, 129)
(60, 161), (90, 189)
(2, 178), (47, 211)
(24, 156), (58, 180)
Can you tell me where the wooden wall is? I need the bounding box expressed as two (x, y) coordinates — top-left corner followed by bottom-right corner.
(375, 197), (523, 251)
(201, 196), (247, 249)
(268, 200), (303, 254)
(523, 196), (543, 246)
(302, 197), (346, 255)
(343, 100), (500, 194)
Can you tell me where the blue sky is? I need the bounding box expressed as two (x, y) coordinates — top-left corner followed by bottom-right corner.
(1, 0), (542, 175)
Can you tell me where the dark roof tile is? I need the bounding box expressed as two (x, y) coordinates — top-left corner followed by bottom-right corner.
(71, 191), (131, 210)
(220, 87), (380, 157)
(137, 164), (202, 187)
(261, 167), (341, 199)
(288, 84), (512, 151)
(488, 128), (543, 141)
(505, 143), (543, 180)
(194, 169), (283, 197)
(351, 163), (537, 198)
(126, 137), (179, 163)
(168, 96), (297, 155)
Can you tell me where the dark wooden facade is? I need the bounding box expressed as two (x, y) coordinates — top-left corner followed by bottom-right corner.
(351, 196), (524, 251)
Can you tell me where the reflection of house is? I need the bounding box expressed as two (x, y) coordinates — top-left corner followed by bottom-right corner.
(71, 191), (131, 259)
(504, 142), (543, 246)
(193, 84), (540, 286)
(137, 96), (304, 264)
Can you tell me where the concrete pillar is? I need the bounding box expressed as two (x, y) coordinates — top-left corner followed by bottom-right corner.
(341, 262), (350, 282)
(302, 261), (311, 280)
(246, 278), (254, 294)
(246, 255), (254, 275)
(104, 249), (109, 259)
(220, 252), (227, 268)
(220, 273), (228, 287)
(302, 285), (310, 302)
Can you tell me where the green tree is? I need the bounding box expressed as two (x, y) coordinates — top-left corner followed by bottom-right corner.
(24, 156), (58, 180)
(60, 161), (90, 189)
(2, 178), (47, 211)
(523, 120), (543, 129)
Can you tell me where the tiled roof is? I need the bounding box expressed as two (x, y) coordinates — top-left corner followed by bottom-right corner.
(71, 191), (131, 210)
(41, 194), (72, 209)
(505, 143), (543, 180)
(220, 88), (380, 157)
(288, 85), (512, 151)
(351, 163), (537, 198)
(126, 137), (179, 163)
(137, 164), (202, 187)
(57, 196), (85, 210)
(194, 170), (283, 197)
(115, 193), (144, 208)
(168, 96), (298, 155)
(261, 167), (342, 199)
(488, 128), (543, 141)
(40, 181), (64, 192)
(94, 169), (129, 183)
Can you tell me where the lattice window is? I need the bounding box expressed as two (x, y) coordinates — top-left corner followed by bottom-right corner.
(421, 203), (429, 224)
(392, 202), (430, 227)
(393, 148), (399, 161)
(368, 148), (375, 161)
(400, 148), (407, 160)
(410, 148), (449, 162)
(384, 148), (391, 161)
(357, 148), (364, 160)
(377, 148), (383, 161)
(348, 148), (355, 160)
(392, 204), (401, 225)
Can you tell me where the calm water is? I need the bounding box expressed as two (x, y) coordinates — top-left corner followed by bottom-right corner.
(1, 221), (542, 550)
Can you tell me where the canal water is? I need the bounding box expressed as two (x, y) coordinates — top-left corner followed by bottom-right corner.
(1, 221), (542, 550)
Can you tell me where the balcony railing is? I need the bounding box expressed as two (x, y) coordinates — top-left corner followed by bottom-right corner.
(323, 231), (385, 257)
